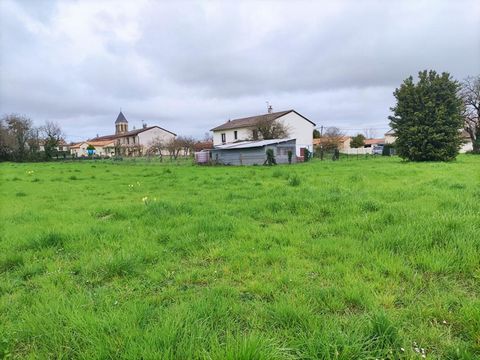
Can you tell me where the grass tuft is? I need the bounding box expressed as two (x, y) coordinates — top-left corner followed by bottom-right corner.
(288, 174), (301, 186)
(0, 254), (24, 273)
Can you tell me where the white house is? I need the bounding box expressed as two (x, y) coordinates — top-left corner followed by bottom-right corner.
(210, 109), (316, 156)
(70, 139), (116, 157)
(73, 112), (176, 157)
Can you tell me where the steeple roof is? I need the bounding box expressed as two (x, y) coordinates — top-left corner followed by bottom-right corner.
(115, 111), (128, 124)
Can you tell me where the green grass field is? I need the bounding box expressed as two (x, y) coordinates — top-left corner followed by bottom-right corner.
(1, 156), (479, 359)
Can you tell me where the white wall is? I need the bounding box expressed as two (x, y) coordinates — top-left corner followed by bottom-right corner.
(213, 127), (253, 145)
(277, 112), (314, 156)
(139, 127), (176, 147)
(460, 140), (473, 153)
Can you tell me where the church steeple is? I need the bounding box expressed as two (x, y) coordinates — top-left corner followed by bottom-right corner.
(115, 111), (128, 134)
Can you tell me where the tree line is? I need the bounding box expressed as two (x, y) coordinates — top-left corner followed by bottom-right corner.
(0, 114), (64, 162)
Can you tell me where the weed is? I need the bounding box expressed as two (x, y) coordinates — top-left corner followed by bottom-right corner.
(0, 254), (24, 273)
(28, 232), (67, 250)
(288, 174), (301, 186)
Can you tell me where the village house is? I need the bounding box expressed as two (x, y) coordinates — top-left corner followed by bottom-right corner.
(210, 108), (315, 156)
(71, 112), (176, 157)
(39, 140), (70, 153)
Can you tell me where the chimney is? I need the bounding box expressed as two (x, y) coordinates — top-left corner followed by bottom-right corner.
(142, 122), (147, 129)
(268, 105), (273, 114)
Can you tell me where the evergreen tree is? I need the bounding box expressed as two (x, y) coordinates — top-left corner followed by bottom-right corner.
(389, 70), (464, 161)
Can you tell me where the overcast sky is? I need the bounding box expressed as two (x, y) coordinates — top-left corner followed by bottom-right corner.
(1, 0), (479, 141)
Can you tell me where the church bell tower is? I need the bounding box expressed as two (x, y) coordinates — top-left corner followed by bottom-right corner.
(115, 111), (128, 134)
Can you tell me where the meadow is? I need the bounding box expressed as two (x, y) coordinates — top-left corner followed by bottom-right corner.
(0, 156), (479, 359)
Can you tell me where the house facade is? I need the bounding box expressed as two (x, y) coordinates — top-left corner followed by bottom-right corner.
(210, 109), (315, 156)
(72, 112), (176, 157)
(70, 140), (116, 157)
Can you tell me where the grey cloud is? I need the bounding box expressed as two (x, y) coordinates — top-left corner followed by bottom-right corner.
(0, 0), (479, 141)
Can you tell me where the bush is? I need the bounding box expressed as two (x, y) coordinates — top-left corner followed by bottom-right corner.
(304, 148), (311, 162)
(265, 149), (276, 166)
(382, 144), (395, 156)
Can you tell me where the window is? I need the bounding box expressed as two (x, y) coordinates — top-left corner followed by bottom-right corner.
(252, 130), (258, 140)
(234, 131), (238, 140)
(221, 133), (226, 143)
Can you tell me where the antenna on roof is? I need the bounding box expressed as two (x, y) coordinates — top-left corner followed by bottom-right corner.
(266, 101), (273, 114)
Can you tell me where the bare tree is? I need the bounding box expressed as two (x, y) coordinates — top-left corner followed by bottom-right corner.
(363, 128), (377, 139)
(165, 138), (182, 160)
(203, 132), (213, 142)
(0, 114), (36, 161)
(321, 127), (346, 151)
(459, 75), (479, 153)
(176, 136), (196, 157)
(253, 117), (290, 140)
(146, 136), (166, 161)
(41, 121), (64, 159)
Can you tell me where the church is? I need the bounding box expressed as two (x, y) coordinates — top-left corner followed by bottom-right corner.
(71, 112), (176, 157)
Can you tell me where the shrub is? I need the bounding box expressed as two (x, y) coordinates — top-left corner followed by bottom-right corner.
(304, 148), (311, 162)
(382, 144), (395, 156)
(265, 149), (276, 166)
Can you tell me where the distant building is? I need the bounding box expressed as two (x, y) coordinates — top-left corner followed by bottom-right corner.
(363, 138), (385, 148)
(71, 111), (176, 157)
(39, 140), (70, 153)
(313, 136), (351, 152)
(384, 129), (396, 145)
(210, 109), (315, 156)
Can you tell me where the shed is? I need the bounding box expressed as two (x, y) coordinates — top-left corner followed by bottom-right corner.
(210, 138), (296, 165)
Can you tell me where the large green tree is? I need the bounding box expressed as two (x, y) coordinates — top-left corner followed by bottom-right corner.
(389, 70), (464, 161)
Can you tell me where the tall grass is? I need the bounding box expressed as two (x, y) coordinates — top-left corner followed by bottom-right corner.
(0, 156), (479, 358)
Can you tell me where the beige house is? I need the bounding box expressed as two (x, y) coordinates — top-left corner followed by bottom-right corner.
(384, 129), (396, 145)
(72, 112), (176, 157)
(70, 139), (115, 157)
(39, 140), (70, 153)
(210, 109), (316, 156)
(313, 136), (352, 152)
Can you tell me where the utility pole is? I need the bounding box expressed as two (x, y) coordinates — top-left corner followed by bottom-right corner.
(320, 125), (324, 161)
